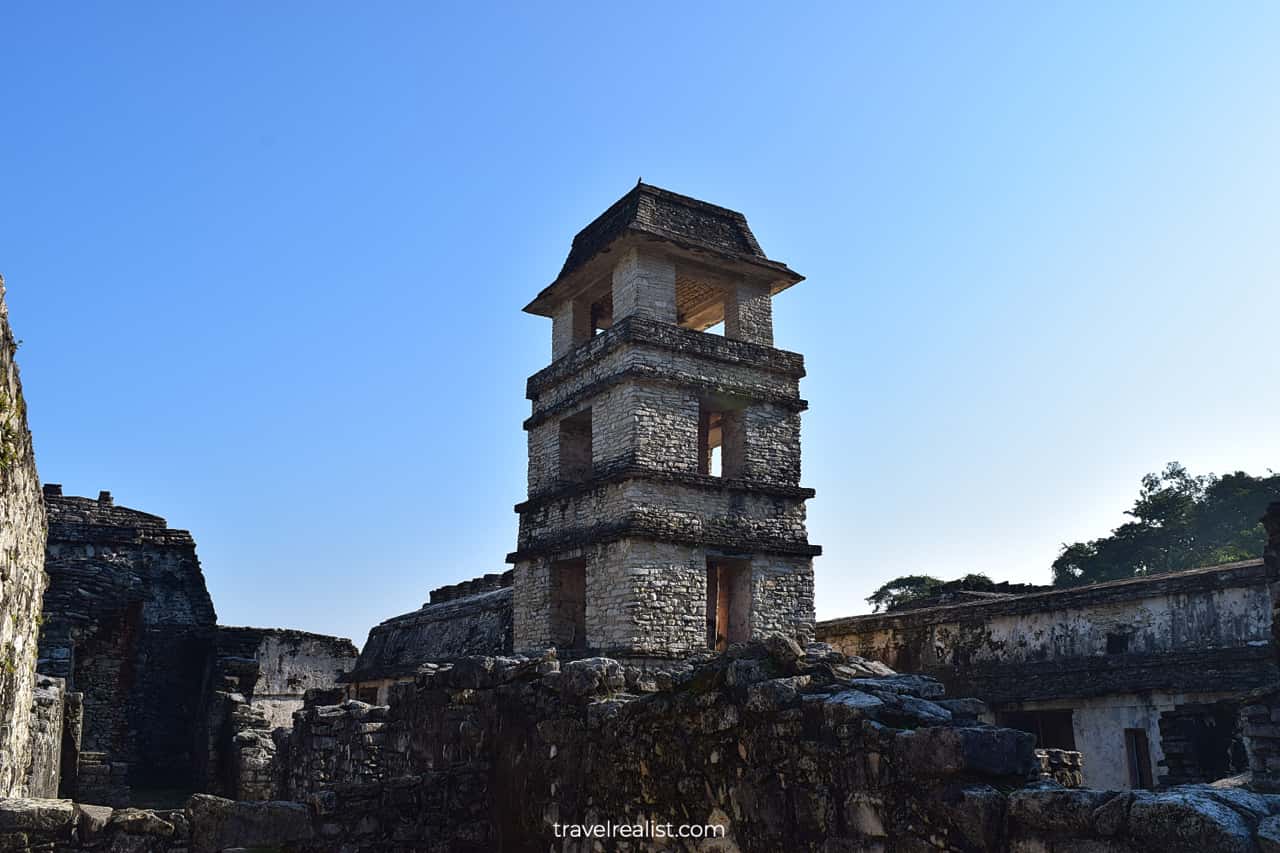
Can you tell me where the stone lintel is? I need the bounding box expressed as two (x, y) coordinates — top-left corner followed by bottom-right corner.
(505, 523), (821, 564)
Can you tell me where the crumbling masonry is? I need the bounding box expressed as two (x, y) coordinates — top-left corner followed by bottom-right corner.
(0, 275), (49, 798)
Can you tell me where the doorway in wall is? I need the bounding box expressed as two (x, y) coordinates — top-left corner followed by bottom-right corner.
(705, 558), (751, 651)
(550, 558), (587, 651)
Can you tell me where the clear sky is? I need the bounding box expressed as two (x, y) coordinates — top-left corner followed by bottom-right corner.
(2, 3), (1277, 645)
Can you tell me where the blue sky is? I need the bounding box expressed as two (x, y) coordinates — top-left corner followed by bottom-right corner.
(2, 3), (1277, 645)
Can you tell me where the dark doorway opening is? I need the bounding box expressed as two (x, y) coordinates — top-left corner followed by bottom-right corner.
(705, 558), (751, 651)
(550, 559), (587, 650)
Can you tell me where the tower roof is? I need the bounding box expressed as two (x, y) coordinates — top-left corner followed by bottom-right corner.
(525, 183), (802, 316)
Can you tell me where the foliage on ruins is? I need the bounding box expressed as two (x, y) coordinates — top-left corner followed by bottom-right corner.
(1052, 462), (1280, 587)
(865, 572), (1017, 612)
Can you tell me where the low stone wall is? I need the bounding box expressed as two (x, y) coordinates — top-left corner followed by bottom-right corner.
(0, 794), (313, 853)
(7, 641), (1280, 851)
(272, 639), (1280, 851)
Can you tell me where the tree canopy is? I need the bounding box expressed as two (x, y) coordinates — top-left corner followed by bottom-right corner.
(864, 463), (1279, 611)
(1051, 462), (1280, 587)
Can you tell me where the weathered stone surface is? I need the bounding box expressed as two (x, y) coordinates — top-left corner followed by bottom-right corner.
(1127, 790), (1256, 853)
(1258, 813), (1280, 853)
(186, 794), (312, 853)
(0, 278), (49, 798)
(512, 187), (816, 658)
(0, 797), (74, 832)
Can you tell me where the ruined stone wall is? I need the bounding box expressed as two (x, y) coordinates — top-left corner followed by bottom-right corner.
(1158, 699), (1246, 786)
(266, 640), (1280, 851)
(38, 490), (218, 799)
(818, 561), (1274, 705)
(215, 628), (357, 729)
(0, 276), (49, 797)
(343, 583), (512, 699)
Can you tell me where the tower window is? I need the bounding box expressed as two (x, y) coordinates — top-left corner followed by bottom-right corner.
(550, 559), (587, 650)
(559, 409), (593, 484)
(698, 402), (744, 478)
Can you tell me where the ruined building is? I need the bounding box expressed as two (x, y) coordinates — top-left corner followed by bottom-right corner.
(508, 183), (819, 657)
(37, 487), (357, 805)
(37, 487), (217, 803)
(818, 557), (1276, 789)
(341, 571), (512, 704)
(0, 275), (50, 797)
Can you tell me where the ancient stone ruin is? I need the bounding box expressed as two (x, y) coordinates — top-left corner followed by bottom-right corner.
(1, 188), (1279, 851)
(819, 557), (1274, 789)
(0, 274), (50, 799)
(510, 183), (818, 658)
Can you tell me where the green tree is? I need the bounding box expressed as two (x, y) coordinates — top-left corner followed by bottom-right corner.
(1051, 462), (1280, 587)
(866, 575), (942, 612)
(865, 572), (1003, 612)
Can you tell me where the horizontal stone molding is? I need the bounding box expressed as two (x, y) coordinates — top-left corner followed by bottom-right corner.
(525, 365), (807, 430)
(944, 644), (1278, 705)
(514, 462), (816, 512)
(506, 519), (821, 563)
(527, 316), (806, 400)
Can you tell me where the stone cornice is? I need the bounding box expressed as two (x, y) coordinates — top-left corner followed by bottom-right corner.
(525, 365), (807, 430)
(506, 519), (821, 563)
(514, 463), (815, 513)
(937, 645), (1278, 706)
(527, 316), (806, 401)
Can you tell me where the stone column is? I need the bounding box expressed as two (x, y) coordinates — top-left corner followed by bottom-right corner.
(724, 280), (774, 346)
(611, 249), (676, 324)
(551, 297), (593, 360)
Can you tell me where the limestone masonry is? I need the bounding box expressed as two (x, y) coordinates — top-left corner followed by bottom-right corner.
(510, 183), (818, 658)
(0, 275), (49, 798)
(818, 558), (1276, 790)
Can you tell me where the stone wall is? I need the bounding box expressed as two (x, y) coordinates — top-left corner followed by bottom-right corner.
(0, 276), (50, 798)
(24, 676), (65, 798)
(1158, 699), (1246, 786)
(342, 575), (513, 703)
(263, 639), (1280, 851)
(513, 543), (814, 658)
(38, 489), (218, 798)
(819, 560), (1275, 788)
(214, 627), (357, 729)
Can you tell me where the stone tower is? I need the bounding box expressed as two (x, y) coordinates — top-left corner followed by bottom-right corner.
(508, 184), (819, 657)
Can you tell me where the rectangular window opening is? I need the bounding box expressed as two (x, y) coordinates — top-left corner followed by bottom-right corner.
(1106, 632), (1130, 655)
(550, 559), (587, 651)
(589, 292), (613, 337)
(698, 402), (743, 479)
(558, 409), (593, 484)
(1125, 728), (1154, 789)
(706, 558), (751, 651)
